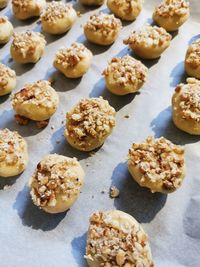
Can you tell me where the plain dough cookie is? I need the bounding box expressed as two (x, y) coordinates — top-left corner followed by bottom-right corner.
(53, 42), (93, 78)
(124, 25), (171, 59)
(40, 1), (77, 35)
(84, 12), (122, 46)
(128, 136), (185, 193)
(29, 154), (84, 214)
(12, 0), (46, 20)
(172, 78), (200, 135)
(12, 80), (59, 124)
(103, 55), (148, 95)
(0, 17), (13, 44)
(65, 97), (116, 151)
(185, 39), (200, 79)
(10, 31), (46, 64)
(85, 210), (154, 267)
(107, 0), (143, 21)
(0, 0), (8, 9)
(153, 0), (189, 32)
(80, 0), (104, 6)
(0, 63), (16, 96)
(0, 128), (28, 177)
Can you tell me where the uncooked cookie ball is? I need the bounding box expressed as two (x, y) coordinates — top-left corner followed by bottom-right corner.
(40, 1), (77, 35)
(0, 128), (28, 177)
(85, 210), (154, 267)
(12, 0), (46, 20)
(107, 0), (143, 21)
(0, 17), (13, 44)
(0, 63), (16, 96)
(53, 42), (93, 78)
(65, 97), (116, 151)
(185, 39), (200, 79)
(12, 80), (59, 125)
(0, 0), (8, 9)
(103, 55), (148, 95)
(80, 0), (104, 5)
(10, 31), (46, 64)
(128, 136), (185, 193)
(124, 25), (171, 59)
(29, 154), (84, 214)
(153, 0), (189, 32)
(84, 12), (122, 46)
(172, 78), (200, 135)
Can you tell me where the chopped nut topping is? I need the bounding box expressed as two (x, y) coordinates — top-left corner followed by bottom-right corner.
(84, 12), (122, 36)
(103, 55), (148, 86)
(186, 39), (200, 68)
(128, 136), (185, 191)
(0, 63), (16, 91)
(154, 0), (189, 17)
(15, 114), (29, 125)
(109, 0), (142, 15)
(110, 186), (120, 198)
(85, 211), (154, 267)
(124, 25), (171, 48)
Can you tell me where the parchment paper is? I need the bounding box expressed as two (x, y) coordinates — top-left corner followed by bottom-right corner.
(0, 1), (200, 266)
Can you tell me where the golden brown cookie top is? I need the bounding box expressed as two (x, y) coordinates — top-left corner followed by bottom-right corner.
(154, 0), (189, 17)
(0, 63), (16, 90)
(186, 39), (200, 68)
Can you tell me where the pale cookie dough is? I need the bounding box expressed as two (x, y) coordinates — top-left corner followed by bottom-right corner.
(53, 42), (93, 78)
(65, 97), (116, 151)
(0, 0), (8, 9)
(153, 0), (189, 32)
(185, 39), (200, 79)
(84, 12), (122, 46)
(40, 1), (77, 35)
(172, 78), (200, 135)
(0, 128), (28, 177)
(124, 25), (171, 59)
(107, 0), (144, 21)
(128, 136), (185, 193)
(10, 31), (46, 64)
(12, 80), (59, 124)
(29, 154), (84, 214)
(85, 210), (154, 267)
(103, 55), (148, 95)
(12, 0), (46, 20)
(0, 63), (16, 96)
(0, 17), (13, 44)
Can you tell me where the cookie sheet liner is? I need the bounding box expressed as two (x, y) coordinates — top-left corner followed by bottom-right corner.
(0, 1), (200, 266)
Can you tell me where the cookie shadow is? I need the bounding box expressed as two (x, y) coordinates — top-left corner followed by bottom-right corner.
(0, 94), (9, 104)
(71, 232), (88, 267)
(170, 61), (187, 87)
(0, 175), (19, 190)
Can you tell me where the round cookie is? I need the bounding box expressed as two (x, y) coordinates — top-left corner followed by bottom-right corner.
(0, 17), (13, 44)
(12, 80), (59, 123)
(107, 0), (143, 21)
(53, 42), (93, 78)
(124, 25), (171, 59)
(12, 0), (46, 20)
(128, 136), (185, 193)
(85, 210), (154, 267)
(185, 39), (200, 79)
(0, 0), (8, 9)
(172, 78), (200, 135)
(40, 1), (77, 35)
(29, 154), (85, 214)
(0, 128), (28, 177)
(65, 97), (116, 151)
(84, 12), (122, 46)
(0, 63), (16, 96)
(103, 55), (148, 95)
(10, 31), (46, 64)
(80, 0), (104, 5)
(153, 0), (189, 32)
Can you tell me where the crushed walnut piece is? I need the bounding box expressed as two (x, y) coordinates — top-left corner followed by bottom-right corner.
(30, 155), (83, 208)
(186, 39), (200, 68)
(154, 0), (189, 17)
(84, 12), (122, 36)
(124, 25), (171, 48)
(103, 55), (148, 86)
(85, 211), (153, 267)
(15, 114), (29, 125)
(0, 63), (16, 91)
(128, 136), (185, 191)
(110, 186), (120, 198)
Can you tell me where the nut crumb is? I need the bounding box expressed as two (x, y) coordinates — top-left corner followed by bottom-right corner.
(110, 186), (120, 198)
(36, 120), (49, 129)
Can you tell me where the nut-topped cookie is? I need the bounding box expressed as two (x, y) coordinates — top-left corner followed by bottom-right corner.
(128, 136), (185, 193)
(0, 128), (28, 177)
(172, 78), (200, 135)
(0, 16), (13, 44)
(84, 12), (122, 46)
(103, 55), (148, 95)
(65, 97), (116, 151)
(124, 25), (171, 59)
(29, 154), (85, 214)
(0, 0), (8, 8)
(85, 210), (154, 267)
(185, 39), (200, 79)
(0, 63), (16, 96)
(54, 43), (93, 78)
